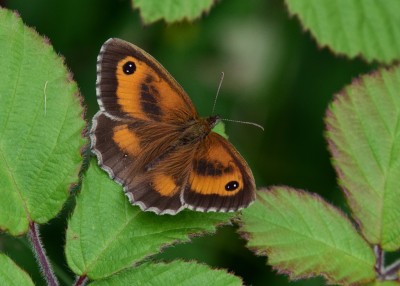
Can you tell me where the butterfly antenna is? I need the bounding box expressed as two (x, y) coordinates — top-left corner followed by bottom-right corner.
(212, 72), (225, 115)
(212, 73), (264, 131)
(220, 118), (265, 131)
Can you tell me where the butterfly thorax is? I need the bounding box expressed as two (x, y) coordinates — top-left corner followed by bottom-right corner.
(180, 115), (220, 144)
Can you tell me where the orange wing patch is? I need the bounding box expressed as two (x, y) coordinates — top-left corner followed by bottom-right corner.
(183, 133), (255, 212)
(189, 160), (242, 196)
(152, 174), (180, 197)
(112, 124), (141, 157)
(116, 56), (196, 123)
(188, 134), (243, 196)
(116, 57), (148, 121)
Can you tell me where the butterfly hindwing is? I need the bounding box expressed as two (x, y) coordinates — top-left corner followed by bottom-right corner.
(183, 132), (256, 212)
(91, 112), (197, 214)
(124, 142), (196, 215)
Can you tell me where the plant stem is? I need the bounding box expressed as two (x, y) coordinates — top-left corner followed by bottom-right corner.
(73, 275), (88, 286)
(374, 244), (399, 281)
(383, 259), (400, 281)
(28, 221), (59, 286)
(374, 245), (384, 275)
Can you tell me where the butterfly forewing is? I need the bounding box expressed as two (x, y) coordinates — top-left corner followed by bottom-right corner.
(97, 38), (197, 123)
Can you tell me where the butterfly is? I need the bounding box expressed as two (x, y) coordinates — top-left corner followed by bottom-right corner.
(90, 38), (256, 215)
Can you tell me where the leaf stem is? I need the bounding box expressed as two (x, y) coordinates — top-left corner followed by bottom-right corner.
(382, 259), (400, 281)
(374, 245), (384, 275)
(374, 244), (399, 281)
(73, 275), (88, 286)
(28, 221), (59, 286)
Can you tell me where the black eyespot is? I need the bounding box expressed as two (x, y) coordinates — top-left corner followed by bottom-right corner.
(123, 61), (136, 75)
(225, 181), (239, 191)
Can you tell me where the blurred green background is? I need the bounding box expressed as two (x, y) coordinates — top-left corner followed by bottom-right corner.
(1, 0), (372, 285)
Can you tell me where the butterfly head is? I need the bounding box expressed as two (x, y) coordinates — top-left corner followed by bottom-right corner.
(206, 115), (221, 129)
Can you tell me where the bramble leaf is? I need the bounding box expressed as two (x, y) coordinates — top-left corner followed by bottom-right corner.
(0, 8), (86, 235)
(326, 66), (400, 250)
(89, 261), (242, 286)
(0, 254), (34, 286)
(132, 0), (214, 24)
(66, 160), (234, 280)
(367, 282), (400, 286)
(285, 0), (400, 63)
(240, 187), (375, 285)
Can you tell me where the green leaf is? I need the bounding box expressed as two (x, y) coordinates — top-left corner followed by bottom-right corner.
(0, 8), (86, 235)
(65, 159), (234, 280)
(325, 66), (400, 250)
(239, 187), (375, 285)
(367, 282), (400, 286)
(0, 253), (34, 286)
(89, 261), (242, 286)
(285, 0), (400, 63)
(212, 121), (228, 139)
(132, 0), (214, 24)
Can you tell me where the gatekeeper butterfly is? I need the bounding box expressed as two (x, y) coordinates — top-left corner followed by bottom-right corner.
(90, 38), (256, 215)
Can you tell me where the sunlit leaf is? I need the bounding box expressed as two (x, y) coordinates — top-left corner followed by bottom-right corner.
(66, 160), (234, 280)
(367, 282), (399, 286)
(132, 0), (214, 24)
(0, 8), (86, 235)
(89, 261), (242, 286)
(213, 122), (228, 139)
(326, 66), (400, 250)
(0, 254), (34, 286)
(240, 188), (375, 285)
(285, 0), (400, 63)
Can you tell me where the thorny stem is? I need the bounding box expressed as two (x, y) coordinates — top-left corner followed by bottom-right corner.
(384, 260), (400, 281)
(73, 275), (88, 286)
(374, 244), (400, 281)
(374, 245), (384, 275)
(28, 221), (59, 286)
